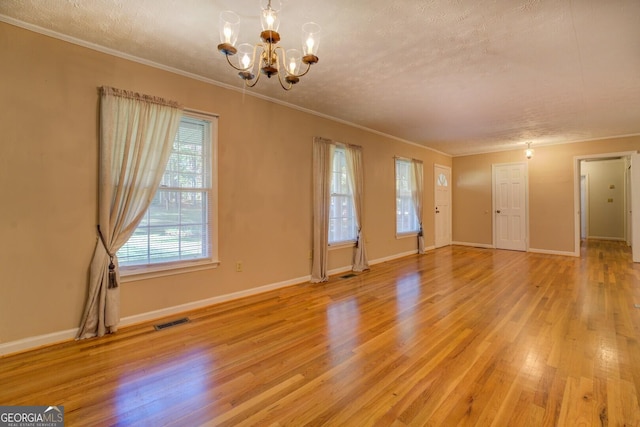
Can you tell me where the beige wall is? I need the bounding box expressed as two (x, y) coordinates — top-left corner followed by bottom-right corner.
(0, 23), (451, 344)
(453, 137), (640, 252)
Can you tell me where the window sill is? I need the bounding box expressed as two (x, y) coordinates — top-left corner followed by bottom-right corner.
(328, 240), (356, 250)
(396, 232), (419, 239)
(119, 259), (220, 283)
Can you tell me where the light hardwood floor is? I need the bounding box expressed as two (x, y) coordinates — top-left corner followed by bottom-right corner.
(2, 241), (640, 426)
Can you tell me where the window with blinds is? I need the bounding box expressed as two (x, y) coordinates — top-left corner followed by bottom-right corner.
(117, 113), (217, 271)
(395, 158), (419, 234)
(329, 147), (357, 244)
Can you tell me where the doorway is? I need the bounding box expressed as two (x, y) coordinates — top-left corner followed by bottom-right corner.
(579, 158), (626, 241)
(573, 151), (638, 260)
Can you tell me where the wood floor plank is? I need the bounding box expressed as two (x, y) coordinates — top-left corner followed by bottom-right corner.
(2, 240), (640, 426)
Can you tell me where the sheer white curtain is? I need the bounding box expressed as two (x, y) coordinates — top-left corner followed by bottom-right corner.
(77, 87), (183, 339)
(411, 160), (425, 254)
(311, 137), (333, 283)
(345, 144), (369, 271)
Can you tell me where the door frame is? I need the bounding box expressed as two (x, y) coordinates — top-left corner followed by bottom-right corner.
(434, 164), (452, 248)
(580, 174), (589, 240)
(572, 151), (637, 257)
(632, 153), (640, 262)
(492, 162), (529, 251)
(625, 156), (632, 246)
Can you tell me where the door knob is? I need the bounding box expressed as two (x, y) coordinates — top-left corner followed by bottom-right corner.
(496, 210), (501, 214)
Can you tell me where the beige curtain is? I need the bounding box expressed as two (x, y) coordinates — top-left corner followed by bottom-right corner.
(77, 87), (183, 339)
(345, 144), (369, 271)
(411, 160), (425, 254)
(311, 137), (333, 283)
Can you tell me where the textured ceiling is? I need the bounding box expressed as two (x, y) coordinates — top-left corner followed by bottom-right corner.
(1, 0), (639, 156)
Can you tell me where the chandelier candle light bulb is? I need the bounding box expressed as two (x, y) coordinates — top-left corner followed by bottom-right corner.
(302, 22), (320, 63)
(241, 53), (251, 70)
(218, 11), (239, 55)
(223, 25), (232, 43)
(262, 9), (277, 31)
(217, 0), (320, 90)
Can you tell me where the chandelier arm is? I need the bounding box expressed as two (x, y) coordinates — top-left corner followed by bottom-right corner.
(276, 70), (294, 91)
(273, 45), (287, 72)
(245, 71), (262, 88)
(224, 54), (246, 72)
(274, 46), (313, 79)
(289, 61), (312, 78)
(224, 44), (263, 72)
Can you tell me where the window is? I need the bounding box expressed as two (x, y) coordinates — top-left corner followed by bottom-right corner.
(395, 158), (419, 234)
(437, 172), (448, 187)
(329, 147), (357, 244)
(117, 113), (218, 273)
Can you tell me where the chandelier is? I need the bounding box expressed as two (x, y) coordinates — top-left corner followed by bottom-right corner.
(217, 0), (320, 90)
(525, 142), (534, 159)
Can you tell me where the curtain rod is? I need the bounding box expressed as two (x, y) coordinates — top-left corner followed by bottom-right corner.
(316, 137), (362, 149)
(184, 107), (219, 118)
(394, 155), (423, 163)
(335, 141), (362, 149)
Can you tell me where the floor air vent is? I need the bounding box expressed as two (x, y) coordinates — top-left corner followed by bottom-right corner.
(154, 317), (190, 331)
(340, 273), (357, 279)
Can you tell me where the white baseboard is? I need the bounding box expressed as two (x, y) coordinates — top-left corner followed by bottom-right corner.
(327, 265), (354, 276)
(452, 241), (495, 249)
(0, 248), (447, 357)
(587, 236), (626, 242)
(327, 247), (435, 277)
(326, 249), (428, 277)
(0, 274), (311, 357)
(371, 249), (422, 264)
(528, 247), (578, 257)
(119, 274), (312, 328)
(452, 241), (577, 257)
(0, 328), (79, 357)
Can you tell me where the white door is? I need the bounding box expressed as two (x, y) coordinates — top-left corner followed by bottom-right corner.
(434, 164), (451, 248)
(494, 163), (527, 251)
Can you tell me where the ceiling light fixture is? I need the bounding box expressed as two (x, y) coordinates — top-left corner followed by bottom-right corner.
(217, 0), (320, 91)
(525, 142), (534, 159)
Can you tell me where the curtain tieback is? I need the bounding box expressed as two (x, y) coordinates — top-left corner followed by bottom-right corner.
(97, 225), (118, 289)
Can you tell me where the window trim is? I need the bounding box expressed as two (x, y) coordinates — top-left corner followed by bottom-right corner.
(120, 259), (220, 282)
(119, 109), (219, 279)
(328, 240), (357, 249)
(395, 157), (420, 236)
(328, 146), (358, 245)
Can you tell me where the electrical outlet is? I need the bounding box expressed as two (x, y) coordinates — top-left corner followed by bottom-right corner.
(236, 262), (242, 272)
